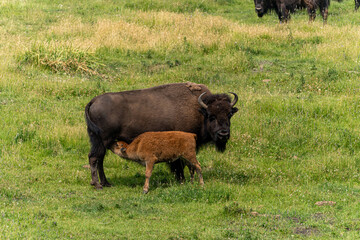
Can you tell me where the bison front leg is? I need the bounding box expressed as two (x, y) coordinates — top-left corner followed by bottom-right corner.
(169, 159), (186, 183)
(143, 159), (156, 194)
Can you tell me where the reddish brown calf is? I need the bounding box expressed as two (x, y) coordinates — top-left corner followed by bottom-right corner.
(110, 131), (204, 194)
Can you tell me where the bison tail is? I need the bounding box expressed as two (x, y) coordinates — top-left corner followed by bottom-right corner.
(85, 101), (102, 136)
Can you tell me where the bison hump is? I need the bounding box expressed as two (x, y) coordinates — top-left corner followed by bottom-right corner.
(186, 82), (203, 92)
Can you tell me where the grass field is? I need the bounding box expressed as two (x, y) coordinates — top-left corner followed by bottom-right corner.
(1, 0), (360, 239)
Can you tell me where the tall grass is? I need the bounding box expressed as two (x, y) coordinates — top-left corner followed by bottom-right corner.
(19, 42), (103, 76)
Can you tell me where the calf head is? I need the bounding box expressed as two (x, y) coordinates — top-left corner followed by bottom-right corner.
(111, 141), (128, 156)
(198, 92), (238, 152)
(254, 0), (268, 17)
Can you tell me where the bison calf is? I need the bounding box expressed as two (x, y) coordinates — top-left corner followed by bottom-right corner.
(110, 131), (204, 194)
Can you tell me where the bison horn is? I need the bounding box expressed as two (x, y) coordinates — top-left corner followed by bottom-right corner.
(198, 92), (208, 109)
(229, 92), (238, 107)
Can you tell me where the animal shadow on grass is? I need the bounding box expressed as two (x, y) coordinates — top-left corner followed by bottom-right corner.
(204, 166), (251, 185)
(109, 165), (250, 190)
(109, 167), (190, 191)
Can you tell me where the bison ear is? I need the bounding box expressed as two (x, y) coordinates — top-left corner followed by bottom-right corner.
(198, 108), (208, 117)
(230, 107), (238, 117)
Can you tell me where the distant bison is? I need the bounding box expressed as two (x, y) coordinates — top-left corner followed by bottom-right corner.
(254, 0), (330, 24)
(356, 0), (360, 10)
(111, 131), (204, 194)
(85, 82), (238, 189)
(306, 0), (330, 24)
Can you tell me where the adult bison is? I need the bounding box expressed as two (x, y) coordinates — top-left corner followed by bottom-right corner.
(254, 0), (304, 22)
(253, 0), (330, 24)
(356, 0), (360, 11)
(85, 82), (238, 189)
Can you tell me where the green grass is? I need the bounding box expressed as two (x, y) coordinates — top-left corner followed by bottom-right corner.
(1, 0), (360, 238)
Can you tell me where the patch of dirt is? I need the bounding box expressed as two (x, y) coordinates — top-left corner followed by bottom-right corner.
(82, 165), (90, 169)
(315, 201), (336, 206)
(249, 211), (281, 219)
(146, 64), (168, 73)
(289, 217), (301, 223)
(312, 212), (326, 221)
(294, 226), (320, 236)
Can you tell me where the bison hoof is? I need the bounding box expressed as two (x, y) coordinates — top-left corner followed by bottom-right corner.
(91, 182), (103, 190)
(143, 189), (149, 194)
(101, 182), (112, 187)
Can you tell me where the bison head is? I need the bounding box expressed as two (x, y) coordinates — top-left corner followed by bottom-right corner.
(198, 92), (238, 152)
(254, 0), (267, 17)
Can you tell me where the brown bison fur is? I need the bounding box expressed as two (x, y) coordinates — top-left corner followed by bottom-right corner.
(110, 131), (204, 194)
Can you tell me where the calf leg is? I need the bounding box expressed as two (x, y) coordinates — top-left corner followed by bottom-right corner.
(143, 159), (156, 194)
(194, 163), (204, 186)
(183, 153), (204, 186)
(188, 165), (195, 183)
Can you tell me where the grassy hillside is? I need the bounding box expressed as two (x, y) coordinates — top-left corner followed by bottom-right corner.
(1, 0), (360, 238)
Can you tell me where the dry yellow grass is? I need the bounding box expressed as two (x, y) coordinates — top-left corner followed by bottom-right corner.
(5, 9), (360, 67)
(46, 12), (360, 63)
(46, 11), (239, 52)
(0, 0), (27, 6)
(0, 25), (27, 70)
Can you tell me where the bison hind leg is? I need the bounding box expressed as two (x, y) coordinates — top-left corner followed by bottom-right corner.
(88, 131), (112, 189)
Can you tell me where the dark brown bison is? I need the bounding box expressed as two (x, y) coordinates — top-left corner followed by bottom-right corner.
(111, 131), (204, 194)
(85, 82), (238, 189)
(254, 0), (330, 24)
(306, 0), (330, 23)
(356, 0), (360, 10)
